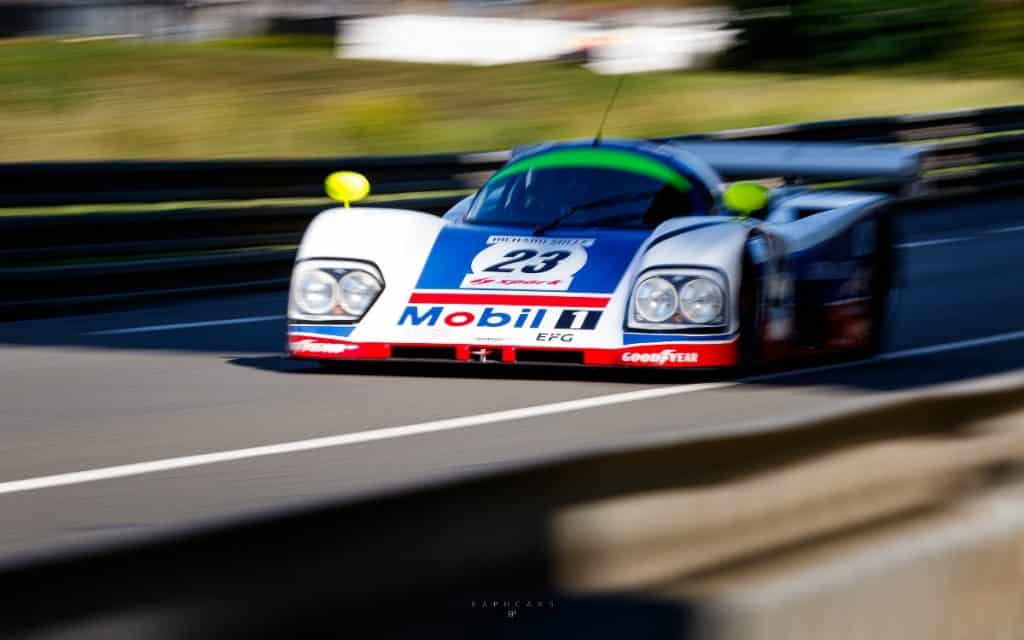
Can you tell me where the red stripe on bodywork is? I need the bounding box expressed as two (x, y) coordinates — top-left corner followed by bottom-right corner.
(407, 292), (610, 308)
(288, 334), (390, 360)
(288, 333), (739, 368)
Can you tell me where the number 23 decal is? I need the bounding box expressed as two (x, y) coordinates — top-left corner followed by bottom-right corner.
(465, 240), (590, 290)
(483, 249), (572, 274)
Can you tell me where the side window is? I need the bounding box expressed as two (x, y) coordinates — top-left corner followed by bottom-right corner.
(474, 181), (509, 218)
(483, 182), (507, 208)
(796, 206), (828, 220)
(770, 206), (824, 223)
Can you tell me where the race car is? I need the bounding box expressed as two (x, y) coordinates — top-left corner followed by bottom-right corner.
(286, 138), (919, 369)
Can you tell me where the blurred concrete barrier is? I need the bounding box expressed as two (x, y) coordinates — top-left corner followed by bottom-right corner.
(553, 400), (1024, 592)
(685, 484), (1024, 640)
(547, 377), (1024, 640)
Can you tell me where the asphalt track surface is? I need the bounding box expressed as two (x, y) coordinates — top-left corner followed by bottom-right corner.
(2, 196), (1024, 563)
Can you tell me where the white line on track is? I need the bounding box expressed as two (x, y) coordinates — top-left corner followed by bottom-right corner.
(874, 329), (1024, 361)
(896, 237), (970, 249)
(985, 223), (1024, 235)
(5, 326), (1024, 496)
(896, 223), (1024, 249)
(84, 315), (285, 336)
(0, 382), (731, 496)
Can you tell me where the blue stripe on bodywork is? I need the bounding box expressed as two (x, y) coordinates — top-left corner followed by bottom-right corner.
(415, 225), (650, 294)
(624, 332), (737, 345)
(289, 324), (355, 338)
(644, 221), (726, 251)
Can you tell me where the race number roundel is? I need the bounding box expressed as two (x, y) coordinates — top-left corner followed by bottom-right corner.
(463, 237), (591, 291)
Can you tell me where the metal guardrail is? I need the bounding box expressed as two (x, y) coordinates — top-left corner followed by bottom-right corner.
(0, 152), (510, 208)
(678, 104), (1024, 143)
(3, 370), (1024, 639)
(3, 105), (1024, 319)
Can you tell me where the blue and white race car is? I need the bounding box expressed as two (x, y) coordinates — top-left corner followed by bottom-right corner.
(286, 138), (918, 369)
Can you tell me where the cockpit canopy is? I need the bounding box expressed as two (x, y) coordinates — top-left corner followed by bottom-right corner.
(465, 144), (718, 230)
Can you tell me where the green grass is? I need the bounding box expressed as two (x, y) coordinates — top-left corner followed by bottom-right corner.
(1, 36), (1024, 162)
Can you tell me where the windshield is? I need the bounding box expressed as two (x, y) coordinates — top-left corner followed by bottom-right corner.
(466, 149), (695, 229)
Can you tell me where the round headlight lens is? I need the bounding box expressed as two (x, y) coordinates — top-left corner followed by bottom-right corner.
(338, 270), (381, 316)
(679, 278), (724, 324)
(295, 270), (337, 315)
(634, 277), (678, 323)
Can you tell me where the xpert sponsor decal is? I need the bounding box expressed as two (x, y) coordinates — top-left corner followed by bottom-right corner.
(463, 276), (567, 290)
(288, 335), (360, 356)
(414, 226), (648, 294)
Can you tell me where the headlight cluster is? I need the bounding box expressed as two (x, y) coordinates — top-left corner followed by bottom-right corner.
(291, 262), (383, 320)
(631, 273), (725, 328)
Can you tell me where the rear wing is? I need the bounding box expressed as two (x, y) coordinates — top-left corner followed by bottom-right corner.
(510, 139), (922, 192)
(666, 140), (922, 187)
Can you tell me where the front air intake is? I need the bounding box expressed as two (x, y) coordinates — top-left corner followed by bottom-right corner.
(514, 349), (585, 365)
(390, 346), (458, 361)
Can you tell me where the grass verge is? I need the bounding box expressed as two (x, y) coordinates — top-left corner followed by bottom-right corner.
(2, 37), (1024, 162)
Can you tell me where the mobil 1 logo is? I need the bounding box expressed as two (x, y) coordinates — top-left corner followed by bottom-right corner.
(554, 309), (601, 330)
(537, 309), (601, 343)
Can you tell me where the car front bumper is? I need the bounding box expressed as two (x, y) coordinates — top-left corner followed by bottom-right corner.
(287, 328), (739, 368)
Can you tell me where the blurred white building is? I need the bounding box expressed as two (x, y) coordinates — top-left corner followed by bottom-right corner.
(337, 6), (737, 73)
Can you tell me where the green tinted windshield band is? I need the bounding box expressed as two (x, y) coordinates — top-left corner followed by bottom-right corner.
(491, 148), (691, 193)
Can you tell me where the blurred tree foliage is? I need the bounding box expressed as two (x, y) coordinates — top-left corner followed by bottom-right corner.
(724, 0), (978, 69)
(951, 1), (1024, 73)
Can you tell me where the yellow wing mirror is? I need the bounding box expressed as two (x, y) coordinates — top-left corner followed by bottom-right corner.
(723, 181), (770, 218)
(325, 171), (370, 208)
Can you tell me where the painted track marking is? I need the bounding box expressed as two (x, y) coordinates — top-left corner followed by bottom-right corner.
(896, 223), (1024, 249)
(5, 327), (1024, 496)
(85, 315), (285, 336)
(896, 237), (969, 249)
(0, 382), (731, 496)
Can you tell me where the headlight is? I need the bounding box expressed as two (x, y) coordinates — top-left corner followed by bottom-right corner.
(678, 277), (724, 324)
(290, 261), (384, 320)
(628, 270), (728, 330)
(634, 277), (678, 323)
(338, 270), (381, 316)
(295, 269), (337, 315)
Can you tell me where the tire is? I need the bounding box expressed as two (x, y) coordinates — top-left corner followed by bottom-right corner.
(738, 251), (762, 367)
(863, 216), (893, 356)
(316, 359), (349, 372)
